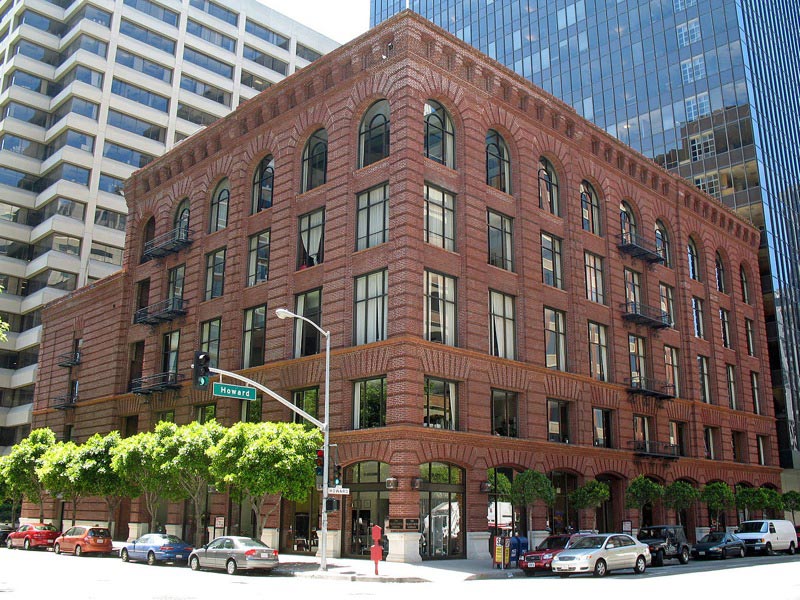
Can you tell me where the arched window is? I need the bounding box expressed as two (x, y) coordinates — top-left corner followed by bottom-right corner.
(174, 199), (190, 240)
(140, 216), (155, 263)
(538, 157), (560, 216)
(485, 129), (510, 193)
(687, 237), (701, 280)
(655, 220), (671, 267)
(209, 179), (229, 233)
(580, 181), (601, 235)
(301, 128), (328, 192)
(358, 100), (390, 168)
(423, 100), (455, 168)
(715, 252), (727, 293)
(251, 155), (274, 213)
(620, 201), (636, 242)
(740, 265), (751, 304)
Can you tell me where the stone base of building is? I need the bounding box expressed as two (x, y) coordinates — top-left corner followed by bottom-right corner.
(466, 531), (490, 560)
(261, 527), (279, 548)
(527, 529), (550, 549)
(386, 531), (422, 563)
(127, 522), (148, 541)
(315, 529), (341, 559)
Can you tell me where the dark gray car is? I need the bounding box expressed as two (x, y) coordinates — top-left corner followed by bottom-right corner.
(188, 536), (279, 575)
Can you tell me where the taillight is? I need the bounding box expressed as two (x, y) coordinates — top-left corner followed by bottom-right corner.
(186, 548), (193, 552)
(272, 549), (278, 558)
(159, 546), (174, 551)
(244, 549), (257, 557)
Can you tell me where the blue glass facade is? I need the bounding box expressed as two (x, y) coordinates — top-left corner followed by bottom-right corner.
(372, 0), (800, 468)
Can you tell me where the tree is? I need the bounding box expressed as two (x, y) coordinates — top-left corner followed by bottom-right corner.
(736, 486), (766, 521)
(783, 491), (800, 524)
(158, 420), (226, 547)
(209, 421), (322, 541)
(569, 479), (610, 532)
(1, 428), (56, 522)
(37, 441), (86, 526)
(700, 481), (735, 530)
(78, 431), (138, 537)
(0, 455), (24, 525)
(486, 468), (512, 500)
(624, 475), (664, 526)
(761, 488), (784, 518)
(663, 481), (699, 526)
(509, 469), (555, 533)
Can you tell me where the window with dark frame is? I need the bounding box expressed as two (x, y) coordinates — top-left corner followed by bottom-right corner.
(541, 233), (562, 288)
(538, 157), (559, 215)
(301, 129), (327, 192)
(544, 307), (566, 370)
(547, 399), (570, 443)
(486, 129), (510, 192)
(359, 100), (390, 168)
(423, 376), (457, 430)
(424, 270), (456, 346)
(354, 376), (386, 429)
(297, 208), (324, 269)
(356, 184), (388, 250)
(247, 230), (270, 286)
(251, 155), (274, 213)
(588, 322), (608, 382)
(354, 270), (387, 345)
(200, 317), (221, 366)
(592, 407), (612, 448)
(292, 387), (318, 424)
(492, 389), (517, 437)
(487, 210), (513, 271)
(204, 248), (226, 300)
(424, 184), (455, 251)
(209, 179), (229, 232)
(423, 100), (454, 168)
(293, 289), (321, 357)
(242, 305), (265, 369)
(489, 290), (515, 360)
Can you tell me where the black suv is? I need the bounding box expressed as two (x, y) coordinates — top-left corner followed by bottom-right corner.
(636, 525), (691, 566)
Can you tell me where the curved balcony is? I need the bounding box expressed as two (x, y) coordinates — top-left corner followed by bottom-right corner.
(618, 232), (665, 263)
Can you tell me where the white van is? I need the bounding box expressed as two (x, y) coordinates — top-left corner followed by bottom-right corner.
(735, 519), (797, 555)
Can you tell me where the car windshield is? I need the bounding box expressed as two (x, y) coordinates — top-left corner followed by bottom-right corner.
(88, 528), (111, 537)
(739, 522), (767, 533)
(160, 535), (185, 544)
(235, 538), (269, 548)
(637, 528), (665, 539)
(570, 536), (606, 550)
(700, 532), (725, 543)
(34, 525), (57, 531)
(536, 536), (569, 550)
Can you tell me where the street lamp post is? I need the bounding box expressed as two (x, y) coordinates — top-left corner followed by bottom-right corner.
(275, 308), (330, 571)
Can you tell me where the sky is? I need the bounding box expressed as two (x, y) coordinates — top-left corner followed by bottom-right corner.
(258, 0), (372, 44)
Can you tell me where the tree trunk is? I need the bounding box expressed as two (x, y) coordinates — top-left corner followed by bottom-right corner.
(71, 497), (77, 526)
(105, 497), (121, 539)
(192, 497), (204, 548)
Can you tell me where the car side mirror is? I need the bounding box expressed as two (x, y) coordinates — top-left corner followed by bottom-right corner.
(203, 543), (209, 549)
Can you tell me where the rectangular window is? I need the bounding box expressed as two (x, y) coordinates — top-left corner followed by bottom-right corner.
(547, 399), (570, 443)
(492, 389), (518, 437)
(541, 233), (563, 289)
(111, 78), (169, 112)
(247, 230), (270, 286)
(624, 268), (640, 307)
(196, 403), (217, 424)
(704, 426), (718, 460)
(593, 407), (612, 448)
(731, 431), (746, 463)
(628, 334), (647, 386)
(244, 20), (289, 49)
(183, 46), (233, 78)
(424, 377), (457, 430)
(488, 210), (513, 271)
(123, 0), (179, 26)
(633, 414), (651, 446)
(176, 103), (217, 126)
(690, 132), (715, 161)
(726, 364), (737, 410)
(240, 70), (271, 92)
(757, 435), (767, 466)
(107, 109), (165, 141)
(680, 55), (705, 83)
(297, 208), (325, 269)
(204, 248), (226, 300)
(424, 184), (455, 251)
(745, 318), (755, 356)
(293, 289), (322, 357)
(156, 410), (175, 423)
(103, 141), (153, 168)
(588, 322), (608, 382)
(242, 45), (288, 75)
(119, 19), (176, 54)
(200, 318), (221, 366)
(190, 0), (238, 26)
(751, 371), (761, 415)
(356, 184), (388, 250)
(162, 330), (179, 373)
(669, 420), (687, 456)
(242, 305), (266, 369)
(584, 252), (605, 304)
(694, 173), (720, 198)
(664, 345), (680, 397)
(659, 283), (675, 327)
(489, 290), (516, 359)
(186, 18), (236, 52)
(168, 265), (184, 301)
(692, 297), (705, 338)
(544, 307), (566, 370)
(354, 376), (386, 429)
(292, 387), (318, 423)
(720, 308), (731, 348)
(698, 355), (711, 403)
(296, 43), (322, 62)
(89, 242), (122, 265)
(241, 396), (262, 423)
(424, 270), (457, 346)
(354, 270), (388, 345)
(180, 74), (231, 107)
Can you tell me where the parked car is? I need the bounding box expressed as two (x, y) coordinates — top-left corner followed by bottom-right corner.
(0, 526), (14, 546)
(735, 519), (797, 555)
(5, 523), (60, 550)
(636, 525), (691, 566)
(121, 533), (194, 565)
(551, 533), (650, 577)
(691, 531), (746, 559)
(519, 534), (587, 575)
(189, 536), (279, 575)
(795, 524), (799, 546)
(54, 526), (113, 556)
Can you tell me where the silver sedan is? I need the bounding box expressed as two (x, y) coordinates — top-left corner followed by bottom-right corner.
(188, 536), (279, 575)
(551, 533), (651, 577)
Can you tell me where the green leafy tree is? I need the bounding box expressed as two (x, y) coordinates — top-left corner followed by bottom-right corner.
(663, 481), (699, 526)
(158, 420), (226, 547)
(569, 479), (610, 532)
(700, 481), (735, 530)
(625, 475), (664, 526)
(486, 468), (512, 500)
(1, 428), (56, 522)
(209, 421), (322, 541)
(0, 455), (24, 525)
(783, 491), (800, 524)
(78, 431), (138, 537)
(736, 486), (766, 521)
(509, 470), (555, 533)
(761, 488), (783, 518)
(37, 441), (86, 526)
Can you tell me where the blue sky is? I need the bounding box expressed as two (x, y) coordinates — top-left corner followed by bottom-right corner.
(258, 0), (372, 44)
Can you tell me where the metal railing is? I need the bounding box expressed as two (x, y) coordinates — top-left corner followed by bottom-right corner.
(618, 232), (664, 263)
(621, 301), (671, 328)
(56, 351), (81, 367)
(130, 371), (184, 394)
(625, 376), (676, 399)
(141, 227), (191, 261)
(52, 393), (78, 409)
(629, 440), (680, 458)
(134, 297), (186, 325)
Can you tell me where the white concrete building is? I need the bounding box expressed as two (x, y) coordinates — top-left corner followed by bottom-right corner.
(0, 0), (338, 453)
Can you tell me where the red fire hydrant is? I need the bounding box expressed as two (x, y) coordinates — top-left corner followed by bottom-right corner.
(370, 524), (383, 575)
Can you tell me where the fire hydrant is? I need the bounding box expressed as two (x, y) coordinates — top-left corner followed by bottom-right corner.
(370, 524), (383, 575)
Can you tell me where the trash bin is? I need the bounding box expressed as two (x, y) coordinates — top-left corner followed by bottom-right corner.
(515, 536), (528, 566)
(509, 536), (520, 566)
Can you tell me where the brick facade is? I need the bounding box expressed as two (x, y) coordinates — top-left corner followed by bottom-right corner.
(33, 12), (780, 561)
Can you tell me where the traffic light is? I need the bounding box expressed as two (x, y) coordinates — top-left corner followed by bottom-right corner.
(325, 498), (339, 512)
(192, 351), (211, 390)
(333, 464), (342, 486)
(315, 448), (324, 476)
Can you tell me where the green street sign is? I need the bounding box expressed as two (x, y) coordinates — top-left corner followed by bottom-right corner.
(212, 382), (257, 400)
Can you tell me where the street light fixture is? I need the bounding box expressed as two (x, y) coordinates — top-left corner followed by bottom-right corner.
(276, 307), (331, 571)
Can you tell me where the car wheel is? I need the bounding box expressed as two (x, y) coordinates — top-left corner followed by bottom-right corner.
(190, 556), (201, 571)
(679, 547), (690, 564)
(54, 543), (61, 555)
(593, 559), (607, 578)
(788, 542), (796, 556)
(74, 545), (82, 557)
(5, 538), (12, 550)
(738, 547), (745, 558)
(765, 542), (774, 556)
(634, 555), (647, 575)
(226, 559), (238, 575)
(147, 551), (157, 566)
(653, 549), (664, 567)
(23, 538), (31, 551)
(121, 548), (129, 562)
(720, 548), (727, 560)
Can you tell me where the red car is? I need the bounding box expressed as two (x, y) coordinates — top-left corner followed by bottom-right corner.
(519, 534), (587, 576)
(54, 526), (113, 556)
(5, 523), (60, 550)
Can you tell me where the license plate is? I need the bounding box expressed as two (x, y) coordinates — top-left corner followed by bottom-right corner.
(699, 551), (705, 556)
(176, 554), (183, 559)
(96, 539), (105, 543)
(260, 552), (270, 558)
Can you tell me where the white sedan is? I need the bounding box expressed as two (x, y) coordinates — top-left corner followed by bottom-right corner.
(551, 533), (651, 577)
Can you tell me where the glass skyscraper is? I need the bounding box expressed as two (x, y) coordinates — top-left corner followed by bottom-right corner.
(372, 0), (800, 469)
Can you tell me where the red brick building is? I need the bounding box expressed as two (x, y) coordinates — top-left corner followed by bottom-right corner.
(33, 11), (779, 562)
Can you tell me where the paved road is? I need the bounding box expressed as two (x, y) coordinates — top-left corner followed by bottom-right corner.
(1, 547), (799, 599)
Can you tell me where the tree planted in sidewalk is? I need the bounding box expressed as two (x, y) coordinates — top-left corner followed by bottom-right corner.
(510, 469), (555, 533)
(700, 481), (734, 530)
(0, 455), (24, 526)
(1, 428), (56, 522)
(736, 486), (767, 521)
(625, 475), (664, 527)
(783, 491), (800, 524)
(37, 441), (86, 526)
(663, 481), (699, 526)
(569, 479), (610, 532)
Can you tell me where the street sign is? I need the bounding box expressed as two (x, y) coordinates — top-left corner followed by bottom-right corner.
(327, 486), (350, 495)
(212, 382), (257, 400)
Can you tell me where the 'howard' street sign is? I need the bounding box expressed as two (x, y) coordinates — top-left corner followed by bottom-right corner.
(212, 382), (257, 401)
